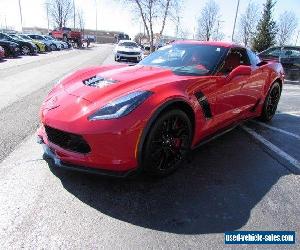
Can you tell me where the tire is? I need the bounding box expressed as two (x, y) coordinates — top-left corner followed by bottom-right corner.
(2, 46), (9, 57)
(21, 45), (31, 55)
(50, 44), (57, 51)
(259, 81), (281, 122)
(141, 109), (192, 176)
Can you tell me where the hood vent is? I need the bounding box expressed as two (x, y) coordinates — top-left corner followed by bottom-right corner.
(83, 75), (118, 88)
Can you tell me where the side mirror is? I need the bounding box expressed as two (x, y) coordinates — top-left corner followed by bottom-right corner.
(227, 65), (251, 80)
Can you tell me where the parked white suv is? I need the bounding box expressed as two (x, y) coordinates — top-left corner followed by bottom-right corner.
(114, 40), (143, 62)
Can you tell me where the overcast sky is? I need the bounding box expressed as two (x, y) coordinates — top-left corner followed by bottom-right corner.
(0, 0), (299, 44)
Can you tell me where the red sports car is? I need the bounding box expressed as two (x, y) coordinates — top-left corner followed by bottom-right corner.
(37, 41), (284, 177)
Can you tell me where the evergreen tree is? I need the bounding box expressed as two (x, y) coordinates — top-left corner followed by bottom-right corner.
(252, 0), (277, 52)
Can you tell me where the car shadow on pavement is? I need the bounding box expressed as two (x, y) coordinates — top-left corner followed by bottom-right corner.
(47, 127), (289, 234)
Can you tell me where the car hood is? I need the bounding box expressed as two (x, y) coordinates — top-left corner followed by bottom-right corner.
(57, 65), (182, 105)
(0, 40), (18, 46)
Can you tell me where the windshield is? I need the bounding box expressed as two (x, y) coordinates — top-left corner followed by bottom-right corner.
(35, 35), (44, 40)
(20, 35), (31, 40)
(11, 35), (24, 40)
(139, 43), (228, 76)
(119, 42), (138, 48)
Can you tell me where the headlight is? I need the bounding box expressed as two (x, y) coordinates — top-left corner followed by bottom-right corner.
(88, 91), (152, 120)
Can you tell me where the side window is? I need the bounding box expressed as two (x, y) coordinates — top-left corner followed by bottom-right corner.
(219, 48), (250, 74)
(0, 33), (4, 39)
(247, 49), (261, 66)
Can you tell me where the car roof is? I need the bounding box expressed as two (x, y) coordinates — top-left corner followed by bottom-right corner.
(173, 40), (242, 49)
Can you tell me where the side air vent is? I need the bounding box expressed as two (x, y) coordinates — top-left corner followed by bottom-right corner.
(195, 92), (212, 119)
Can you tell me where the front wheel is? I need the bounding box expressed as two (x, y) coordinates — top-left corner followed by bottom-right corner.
(259, 82), (281, 122)
(142, 109), (192, 176)
(50, 44), (57, 51)
(21, 45), (31, 55)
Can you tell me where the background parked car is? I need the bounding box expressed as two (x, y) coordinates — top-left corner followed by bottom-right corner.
(0, 45), (4, 60)
(43, 35), (68, 49)
(17, 34), (46, 53)
(0, 39), (20, 57)
(0, 32), (37, 55)
(27, 34), (62, 51)
(114, 40), (143, 62)
(258, 46), (300, 81)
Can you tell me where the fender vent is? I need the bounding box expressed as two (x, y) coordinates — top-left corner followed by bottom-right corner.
(195, 92), (212, 119)
(83, 75), (118, 88)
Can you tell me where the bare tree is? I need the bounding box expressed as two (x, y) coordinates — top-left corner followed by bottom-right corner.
(197, 0), (220, 41)
(120, 0), (180, 51)
(277, 11), (298, 46)
(77, 9), (85, 32)
(237, 1), (259, 46)
(212, 20), (225, 41)
(134, 32), (148, 44)
(47, 0), (73, 28)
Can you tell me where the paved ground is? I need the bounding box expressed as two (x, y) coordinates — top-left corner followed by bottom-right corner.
(0, 46), (299, 249)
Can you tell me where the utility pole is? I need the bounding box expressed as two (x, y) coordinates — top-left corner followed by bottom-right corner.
(73, 0), (76, 30)
(95, 0), (98, 43)
(18, 0), (23, 32)
(231, 0), (240, 42)
(5, 15), (8, 30)
(46, 2), (50, 34)
(176, 16), (180, 38)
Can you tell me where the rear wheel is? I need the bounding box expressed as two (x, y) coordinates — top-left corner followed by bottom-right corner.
(259, 82), (281, 122)
(142, 109), (192, 176)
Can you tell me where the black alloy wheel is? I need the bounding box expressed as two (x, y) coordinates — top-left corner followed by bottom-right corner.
(259, 82), (281, 122)
(142, 109), (192, 176)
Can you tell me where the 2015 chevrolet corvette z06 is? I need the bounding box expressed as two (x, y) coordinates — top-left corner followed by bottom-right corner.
(37, 41), (284, 177)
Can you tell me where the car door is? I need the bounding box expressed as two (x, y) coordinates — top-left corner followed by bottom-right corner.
(237, 49), (266, 118)
(212, 48), (252, 128)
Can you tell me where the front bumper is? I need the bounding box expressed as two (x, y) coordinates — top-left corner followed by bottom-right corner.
(39, 138), (136, 177)
(115, 53), (142, 61)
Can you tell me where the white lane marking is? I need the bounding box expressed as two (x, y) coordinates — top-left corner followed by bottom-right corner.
(241, 125), (300, 171)
(251, 120), (300, 140)
(285, 80), (300, 83)
(276, 111), (300, 117)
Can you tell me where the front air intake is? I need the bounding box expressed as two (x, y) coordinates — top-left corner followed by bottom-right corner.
(45, 126), (91, 154)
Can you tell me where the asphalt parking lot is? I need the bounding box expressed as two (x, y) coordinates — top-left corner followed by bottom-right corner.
(0, 45), (299, 249)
